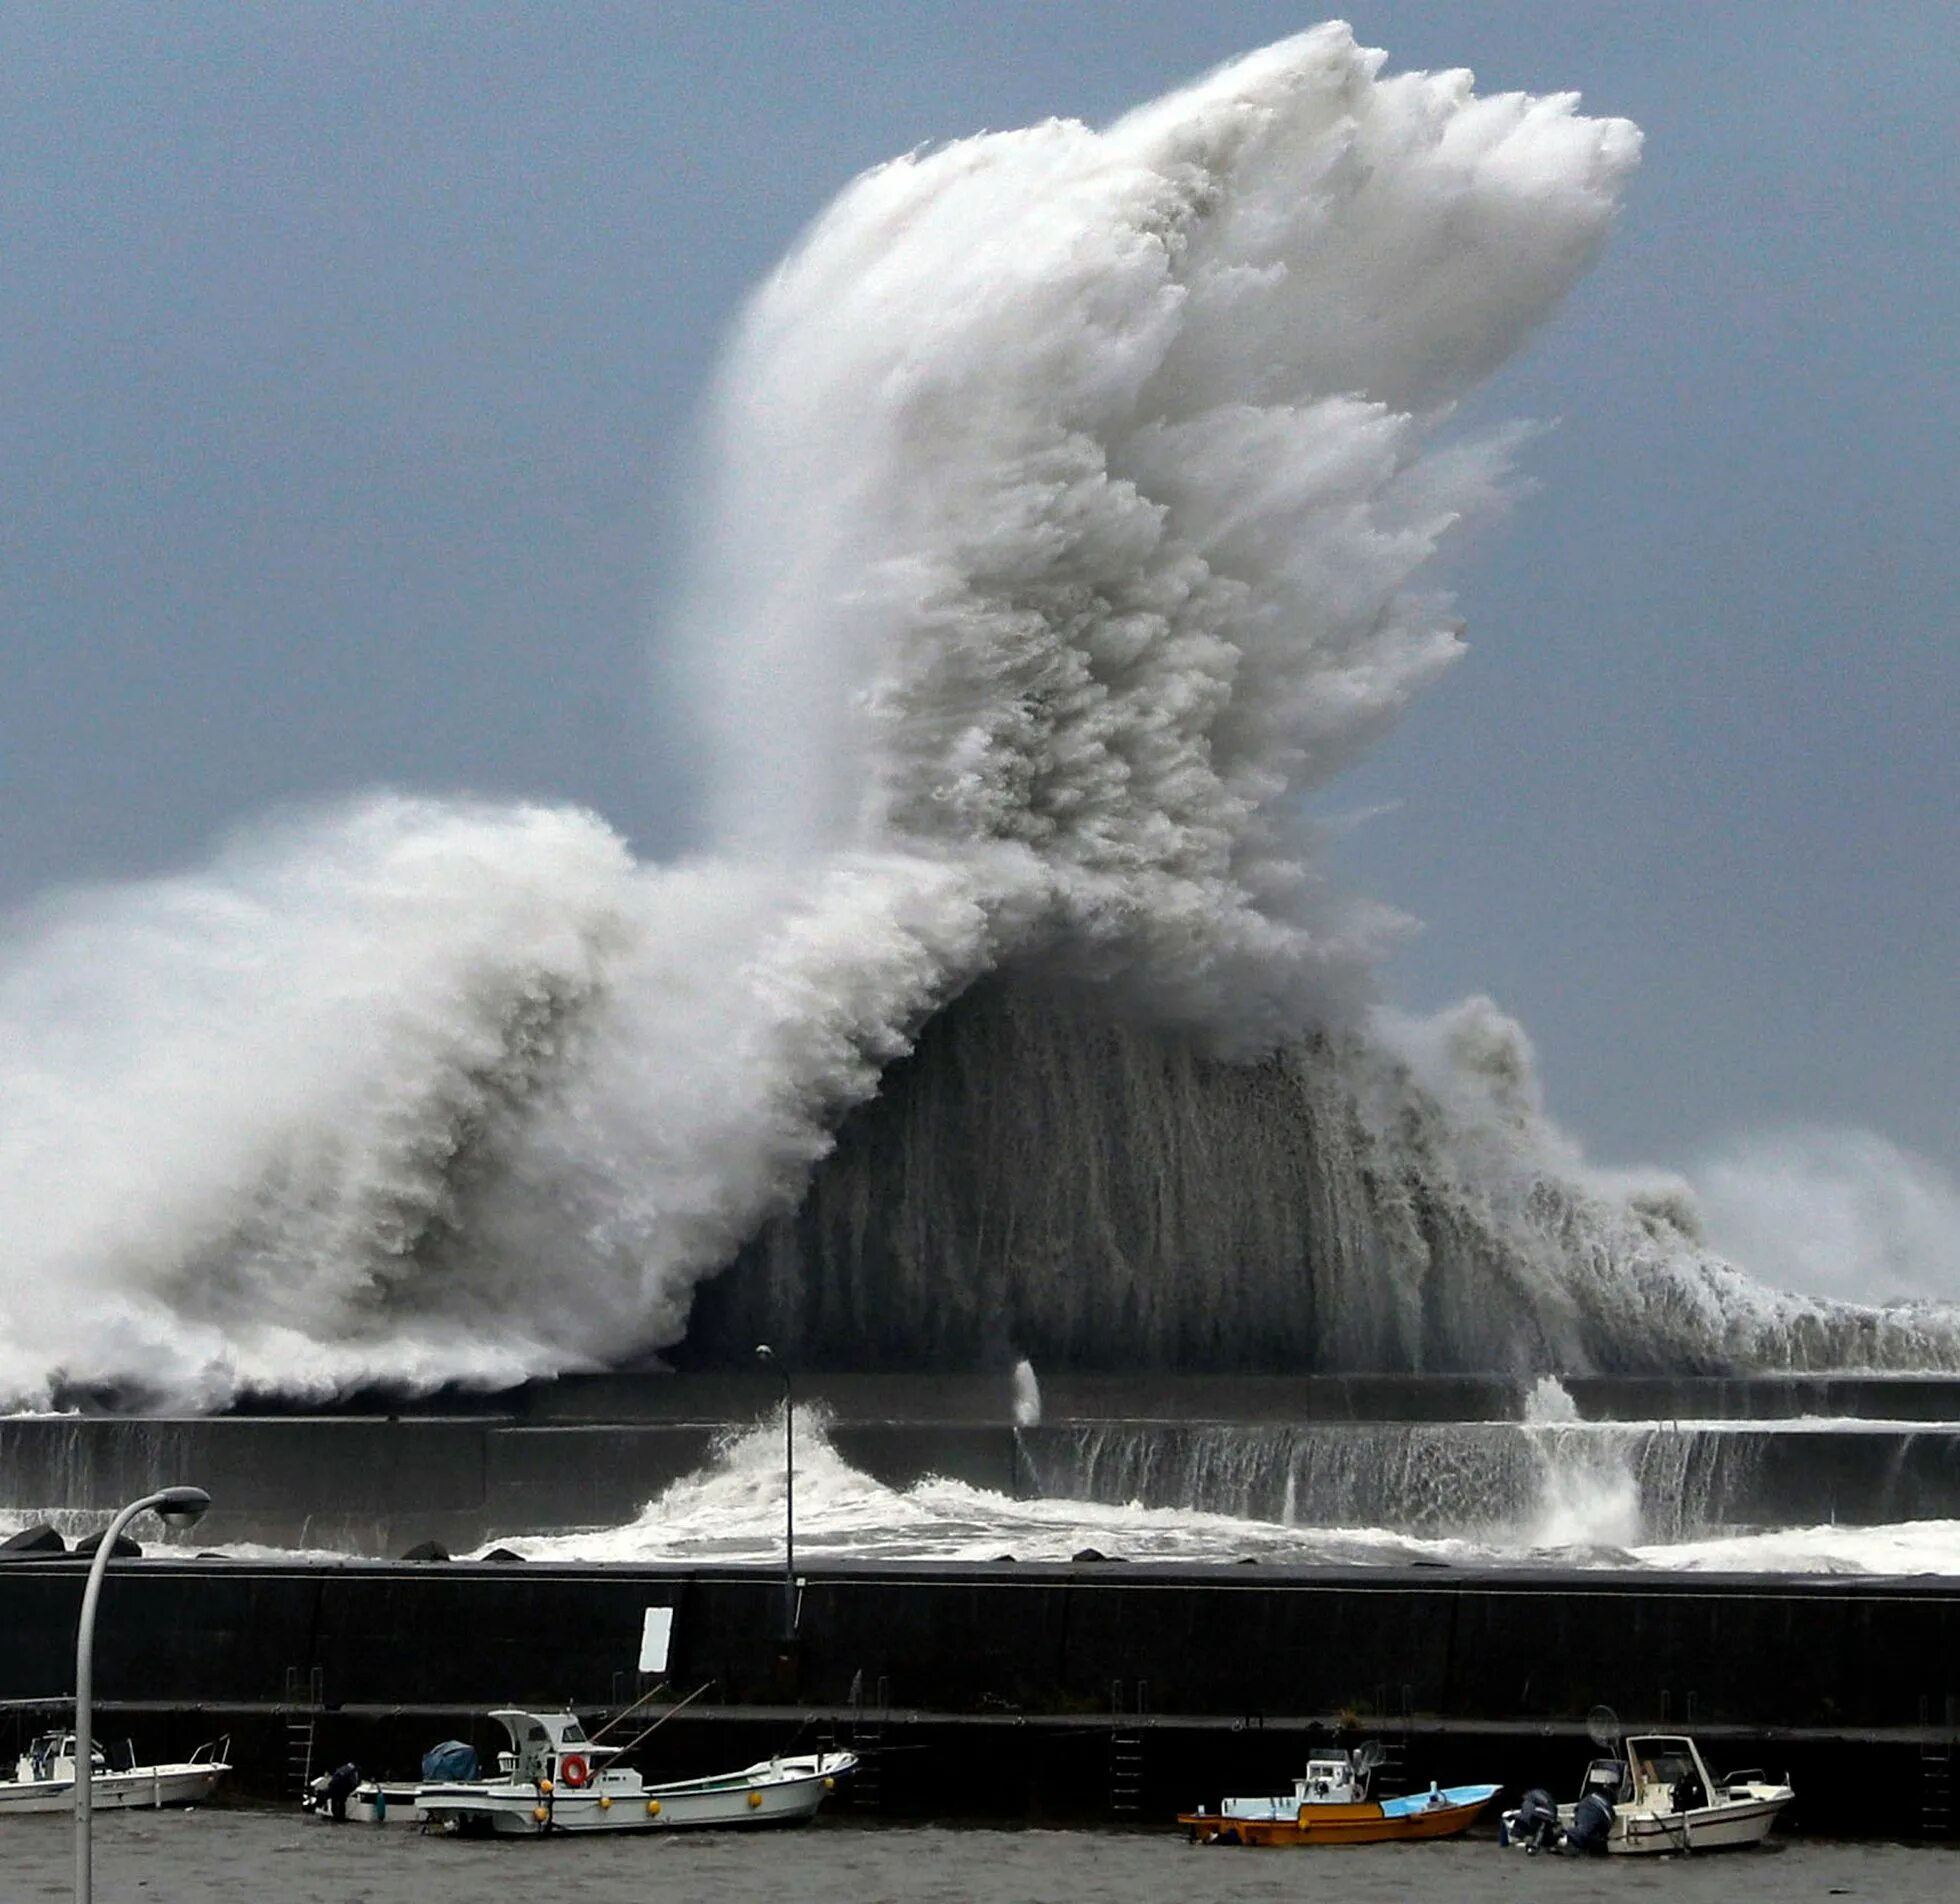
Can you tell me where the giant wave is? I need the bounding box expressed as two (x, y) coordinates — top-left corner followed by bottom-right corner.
(1, 25), (1951, 1407)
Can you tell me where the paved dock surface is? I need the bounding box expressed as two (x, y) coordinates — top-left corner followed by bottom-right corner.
(7, 1810), (1957, 1903)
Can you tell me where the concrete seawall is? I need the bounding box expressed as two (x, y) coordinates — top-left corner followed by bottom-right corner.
(8, 1555), (1958, 1729)
(1, 1555), (1956, 1834)
(200, 1370), (1960, 1423)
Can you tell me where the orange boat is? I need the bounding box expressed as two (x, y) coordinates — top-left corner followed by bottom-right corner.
(1179, 1747), (1499, 1847)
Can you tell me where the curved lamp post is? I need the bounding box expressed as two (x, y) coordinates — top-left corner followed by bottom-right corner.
(75, 1485), (210, 1904)
(754, 1346), (795, 1641)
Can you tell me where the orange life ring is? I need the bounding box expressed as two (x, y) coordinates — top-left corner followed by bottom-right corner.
(559, 1754), (591, 1789)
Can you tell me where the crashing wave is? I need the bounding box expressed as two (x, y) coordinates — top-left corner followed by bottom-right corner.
(0, 26), (1949, 1405)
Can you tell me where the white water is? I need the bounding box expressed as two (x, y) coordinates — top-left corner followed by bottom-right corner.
(0, 25), (1949, 1405)
(473, 1409), (1960, 1577)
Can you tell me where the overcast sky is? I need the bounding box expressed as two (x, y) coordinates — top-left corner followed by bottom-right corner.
(2, 3), (1953, 1176)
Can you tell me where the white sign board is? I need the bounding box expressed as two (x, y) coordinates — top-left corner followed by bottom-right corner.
(638, 1605), (675, 1675)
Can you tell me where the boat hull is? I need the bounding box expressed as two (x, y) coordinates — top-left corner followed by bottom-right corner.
(302, 1781), (425, 1826)
(1181, 1787), (1496, 1847)
(417, 1756), (846, 1835)
(1607, 1793), (1792, 1854)
(0, 1765), (226, 1816)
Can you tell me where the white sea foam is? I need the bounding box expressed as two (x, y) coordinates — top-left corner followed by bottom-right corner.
(473, 1410), (1960, 1577)
(0, 26), (1946, 1404)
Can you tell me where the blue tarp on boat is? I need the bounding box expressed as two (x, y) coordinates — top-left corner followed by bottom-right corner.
(421, 1740), (480, 1782)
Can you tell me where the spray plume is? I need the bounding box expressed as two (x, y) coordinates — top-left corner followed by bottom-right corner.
(0, 26), (1947, 1405)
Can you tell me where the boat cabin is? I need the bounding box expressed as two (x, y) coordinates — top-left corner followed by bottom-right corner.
(13, 1734), (108, 1783)
(1219, 1750), (1368, 1819)
(1618, 1735), (1717, 1813)
(484, 1709), (609, 1785)
(1295, 1754), (1367, 1804)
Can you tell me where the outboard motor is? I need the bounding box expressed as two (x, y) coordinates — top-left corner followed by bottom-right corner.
(1506, 1789), (1563, 1853)
(314, 1762), (361, 1822)
(1566, 1790), (1615, 1853)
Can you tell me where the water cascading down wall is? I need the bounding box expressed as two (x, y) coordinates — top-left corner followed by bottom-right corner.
(679, 977), (1748, 1376)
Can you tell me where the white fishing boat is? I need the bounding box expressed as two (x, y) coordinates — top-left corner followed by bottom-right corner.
(411, 1708), (856, 1836)
(1502, 1729), (1792, 1855)
(0, 1730), (229, 1815)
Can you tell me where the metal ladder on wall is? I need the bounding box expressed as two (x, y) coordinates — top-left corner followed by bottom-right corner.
(1370, 1683), (1413, 1798)
(1109, 1679), (1149, 1816)
(1921, 1695), (1954, 1838)
(848, 1672), (890, 1811)
(282, 1666), (324, 1796)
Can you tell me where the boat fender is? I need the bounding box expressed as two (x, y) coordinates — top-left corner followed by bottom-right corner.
(646, 1799), (662, 1817)
(824, 1777), (835, 1791)
(748, 1789), (764, 1808)
(532, 1805), (548, 1823)
(372, 1789), (386, 1824)
(598, 1794), (612, 1811)
(560, 1754), (590, 1788)
(538, 1776), (554, 1795)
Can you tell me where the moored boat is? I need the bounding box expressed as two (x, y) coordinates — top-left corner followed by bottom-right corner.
(0, 1731), (229, 1816)
(1179, 1745), (1499, 1847)
(1500, 1731), (1792, 1855)
(410, 1707), (856, 1836)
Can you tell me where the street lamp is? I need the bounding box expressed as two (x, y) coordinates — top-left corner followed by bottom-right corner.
(753, 1345), (795, 1641)
(75, 1485), (210, 1904)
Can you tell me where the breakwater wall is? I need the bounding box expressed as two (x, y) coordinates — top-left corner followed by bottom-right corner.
(207, 1370), (1960, 1423)
(0, 1557), (1956, 1835)
(4, 1411), (1958, 1553)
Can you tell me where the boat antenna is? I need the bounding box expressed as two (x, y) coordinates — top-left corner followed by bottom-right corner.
(583, 1680), (669, 1748)
(607, 1680), (717, 1762)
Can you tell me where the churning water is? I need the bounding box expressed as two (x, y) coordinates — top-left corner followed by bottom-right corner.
(462, 1404), (1960, 1578)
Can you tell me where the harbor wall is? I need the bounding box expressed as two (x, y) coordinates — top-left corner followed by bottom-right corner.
(2, 1556), (1957, 1730)
(0, 1557), (1956, 1834)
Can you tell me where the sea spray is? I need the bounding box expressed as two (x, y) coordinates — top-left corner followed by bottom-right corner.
(0, 28), (1951, 1404)
(686, 980), (1960, 1374)
(475, 1408), (1960, 1575)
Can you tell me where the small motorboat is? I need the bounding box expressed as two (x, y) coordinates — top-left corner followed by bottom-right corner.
(301, 1767), (427, 1825)
(409, 1707), (857, 1836)
(1500, 1729), (1793, 1855)
(302, 1735), (480, 1825)
(0, 1730), (229, 1815)
(1179, 1744), (1499, 1846)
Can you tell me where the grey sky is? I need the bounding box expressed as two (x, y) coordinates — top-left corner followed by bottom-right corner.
(2, 3), (1953, 1170)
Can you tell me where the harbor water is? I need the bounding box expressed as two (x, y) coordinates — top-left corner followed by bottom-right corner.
(7, 1812), (1959, 1904)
